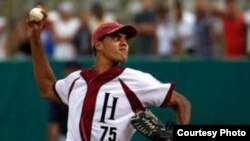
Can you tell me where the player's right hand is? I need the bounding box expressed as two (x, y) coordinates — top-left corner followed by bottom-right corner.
(26, 6), (47, 41)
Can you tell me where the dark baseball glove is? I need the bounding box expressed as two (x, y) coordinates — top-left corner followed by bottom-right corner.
(131, 109), (173, 141)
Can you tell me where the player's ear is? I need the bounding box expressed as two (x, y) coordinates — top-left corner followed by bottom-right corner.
(96, 42), (103, 51)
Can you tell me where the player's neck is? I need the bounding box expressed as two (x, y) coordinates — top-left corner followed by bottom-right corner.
(95, 57), (119, 75)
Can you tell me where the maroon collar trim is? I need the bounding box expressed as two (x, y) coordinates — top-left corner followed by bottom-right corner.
(79, 66), (125, 141)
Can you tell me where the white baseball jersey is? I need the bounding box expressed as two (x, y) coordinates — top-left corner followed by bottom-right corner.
(54, 66), (175, 141)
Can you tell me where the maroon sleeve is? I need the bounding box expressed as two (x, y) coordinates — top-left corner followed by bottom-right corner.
(52, 82), (64, 104)
(160, 83), (176, 107)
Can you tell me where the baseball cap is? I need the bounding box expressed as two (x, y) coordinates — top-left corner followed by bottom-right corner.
(91, 21), (137, 48)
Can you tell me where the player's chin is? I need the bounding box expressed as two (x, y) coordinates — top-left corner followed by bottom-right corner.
(119, 55), (128, 63)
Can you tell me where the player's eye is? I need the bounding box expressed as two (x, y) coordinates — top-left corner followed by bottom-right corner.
(109, 33), (128, 42)
(110, 33), (122, 41)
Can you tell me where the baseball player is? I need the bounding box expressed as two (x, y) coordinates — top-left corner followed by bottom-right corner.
(27, 9), (191, 141)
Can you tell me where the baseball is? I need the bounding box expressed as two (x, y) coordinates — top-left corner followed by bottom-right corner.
(29, 7), (44, 21)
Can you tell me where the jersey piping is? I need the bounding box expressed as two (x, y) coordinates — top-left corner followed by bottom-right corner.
(118, 78), (145, 112)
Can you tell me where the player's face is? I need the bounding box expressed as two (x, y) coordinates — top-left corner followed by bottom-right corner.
(99, 32), (129, 63)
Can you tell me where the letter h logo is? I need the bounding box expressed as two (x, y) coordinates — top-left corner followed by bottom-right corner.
(100, 93), (118, 123)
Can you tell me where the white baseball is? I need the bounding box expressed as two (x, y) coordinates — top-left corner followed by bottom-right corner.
(29, 7), (44, 21)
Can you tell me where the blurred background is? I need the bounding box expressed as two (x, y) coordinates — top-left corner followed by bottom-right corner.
(0, 0), (250, 141)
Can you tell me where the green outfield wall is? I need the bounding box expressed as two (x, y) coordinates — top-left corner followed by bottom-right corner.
(0, 57), (250, 141)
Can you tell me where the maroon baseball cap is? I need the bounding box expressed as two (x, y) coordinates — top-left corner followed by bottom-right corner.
(91, 21), (138, 48)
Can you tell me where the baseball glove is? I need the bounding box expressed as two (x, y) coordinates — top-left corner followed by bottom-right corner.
(131, 109), (173, 141)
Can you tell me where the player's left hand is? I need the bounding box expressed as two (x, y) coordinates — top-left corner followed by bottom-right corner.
(131, 109), (173, 141)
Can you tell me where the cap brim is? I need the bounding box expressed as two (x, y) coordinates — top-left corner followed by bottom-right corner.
(106, 25), (137, 39)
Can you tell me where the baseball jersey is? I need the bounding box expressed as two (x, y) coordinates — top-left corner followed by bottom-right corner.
(53, 66), (175, 141)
